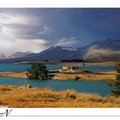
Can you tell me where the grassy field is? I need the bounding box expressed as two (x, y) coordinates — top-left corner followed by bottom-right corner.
(53, 72), (116, 81)
(0, 70), (116, 81)
(0, 72), (27, 78)
(0, 85), (120, 108)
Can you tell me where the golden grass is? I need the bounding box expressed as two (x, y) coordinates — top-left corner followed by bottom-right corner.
(0, 85), (120, 108)
(0, 72), (27, 78)
(53, 71), (116, 81)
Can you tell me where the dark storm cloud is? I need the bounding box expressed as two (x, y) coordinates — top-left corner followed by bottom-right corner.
(1, 8), (120, 48)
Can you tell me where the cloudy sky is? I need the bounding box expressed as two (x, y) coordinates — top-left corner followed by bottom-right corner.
(0, 8), (120, 53)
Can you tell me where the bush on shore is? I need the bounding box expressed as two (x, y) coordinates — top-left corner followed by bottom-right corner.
(26, 63), (49, 80)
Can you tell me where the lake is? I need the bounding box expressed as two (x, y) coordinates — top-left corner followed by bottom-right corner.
(0, 77), (111, 96)
(0, 63), (114, 96)
(0, 64), (62, 72)
(74, 65), (115, 71)
(0, 63), (115, 72)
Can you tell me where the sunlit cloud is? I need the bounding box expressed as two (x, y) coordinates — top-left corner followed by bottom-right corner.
(0, 13), (30, 25)
(0, 39), (48, 53)
(0, 12), (49, 53)
(54, 37), (78, 47)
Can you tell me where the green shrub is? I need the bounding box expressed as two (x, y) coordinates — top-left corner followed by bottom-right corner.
(26, 63), (48, 80)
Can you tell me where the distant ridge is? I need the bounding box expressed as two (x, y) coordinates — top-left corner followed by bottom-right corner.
(0, 39), (120, 63)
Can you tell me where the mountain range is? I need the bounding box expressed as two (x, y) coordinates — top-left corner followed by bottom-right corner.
(0, 39), (120, 63)
(0, 51), (34, 59)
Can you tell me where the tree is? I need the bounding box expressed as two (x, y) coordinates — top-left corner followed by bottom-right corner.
(26, 63), (49, 80)
(109, 63), (120, 96)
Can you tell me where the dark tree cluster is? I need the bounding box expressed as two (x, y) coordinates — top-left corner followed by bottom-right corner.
(26, 63), (48, 80)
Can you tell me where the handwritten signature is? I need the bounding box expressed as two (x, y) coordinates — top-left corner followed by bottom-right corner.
(0, 109), (12, 117)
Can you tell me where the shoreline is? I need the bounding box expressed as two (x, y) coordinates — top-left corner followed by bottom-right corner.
(18, 61), (119, 66)
(0, 70), (116, 82)
(15, 61), (119, 66)
(58, 61), (118, 66)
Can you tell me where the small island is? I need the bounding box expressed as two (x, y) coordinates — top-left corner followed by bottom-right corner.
(0, 62), (117, 81)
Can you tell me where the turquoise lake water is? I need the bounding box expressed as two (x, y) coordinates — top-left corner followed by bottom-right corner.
(0, 63), (114, 96)
(75, 65), (115, 71)
(0, 77), (111, 96)
(0, 63), (115, 72)
(0, 64), (62, 72)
